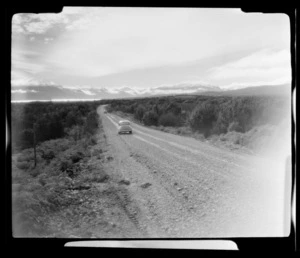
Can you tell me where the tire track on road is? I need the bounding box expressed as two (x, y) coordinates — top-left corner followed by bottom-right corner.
(108, 113), (251, 168)
(100, 107), (288, 237)
(106, 113), (256, 182)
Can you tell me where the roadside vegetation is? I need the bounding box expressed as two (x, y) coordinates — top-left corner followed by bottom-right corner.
(106, 94), (290, 153)
(11, 101), (111, 237)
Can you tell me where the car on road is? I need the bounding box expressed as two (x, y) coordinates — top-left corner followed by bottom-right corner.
(118, 120), (132, 134)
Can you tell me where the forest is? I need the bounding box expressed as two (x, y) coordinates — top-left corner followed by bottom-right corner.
(11, 101), (102, 152)
(106, 94), (290, 138)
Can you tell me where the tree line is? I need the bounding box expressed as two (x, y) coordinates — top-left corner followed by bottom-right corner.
(106, 95), (289, 137)
(11, 101), (102, 164)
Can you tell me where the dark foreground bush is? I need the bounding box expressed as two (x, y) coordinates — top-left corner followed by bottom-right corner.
(158, 113), (180, 127)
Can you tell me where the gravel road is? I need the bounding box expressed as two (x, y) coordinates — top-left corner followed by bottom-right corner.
(98, 106), (290, 238)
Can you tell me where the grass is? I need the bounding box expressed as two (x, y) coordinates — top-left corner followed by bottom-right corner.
(206, 121), (290, 155)
(11, 125), (109, 237)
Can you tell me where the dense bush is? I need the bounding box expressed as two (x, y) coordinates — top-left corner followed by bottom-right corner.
(227, 121), (242, 132)
(158, 113), (179, 127)
(165, 102), (182, 116)
(106, 94), (289, 138)
(40, 149), (55, 163)
(84, 110), (99, 136)
(11, 101), (101, 151)
(66, 125), (83, 141)
(187, 96), (289, 137)
(142, 110), (158, 126)
(59, 158), (73, 172)
(189, 101), (217, 137)
(134, 105), (146, 121)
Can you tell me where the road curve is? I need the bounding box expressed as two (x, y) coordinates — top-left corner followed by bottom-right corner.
(98, 105), (290, 238)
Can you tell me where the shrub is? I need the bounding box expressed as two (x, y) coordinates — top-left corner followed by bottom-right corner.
(165, 102), (182, 116)
(41, 138), (72, 153)
(82, 173), (109, 183)
(38, 175), (47, 186)
(87, 135), (97, 146)
(17, 152), (34, 162)
(59, 158), (73, 172)
(142, 111), (158, 126)
(175, 126), (192, 135)
(227, 121), (242, 132)
(16, 161), (31, 170)
(212, 113), (229, 135)
(158, 113), (179, 127)
(134, 105), (146, 121)
(71, 151), (84, 163)
(234, 137), (241, 144)
(220, 135), (226, 141)
(189, 101), (217, 137)
(41, 150), (55, 163)
(66, 125), (83, 141)
(62, 146), (86, 163)
(84, 111), (99, 136)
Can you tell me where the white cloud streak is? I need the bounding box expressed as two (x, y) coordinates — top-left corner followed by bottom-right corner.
(80, 89), (95, 95)
(11, 89), (37, 94)
(208, 49), (291, 87)
(12, 48), (47, 76)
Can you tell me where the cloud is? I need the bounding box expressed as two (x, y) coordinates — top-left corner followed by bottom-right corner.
(93, 80), (220, 96)
(154, 81), (219, 91)
(41, 8), (251, 78)
(65, 17), (91, 31)
(11, 89), (37, 94)
(12, 48), (47, 76)
(62, 85), (92, 90)
(11, 68), (43, 87)
(11, 8), (290, 90)
(208, 48), (291, 86)
(12, 13), (69, 35)
(11, 69), (59, 87)
(12, 8), (99, 36)
(61, 81), (219, 97)
(44, 37), (54, 44)
(221, 79), (291, 90)
(80, 89), (95, 95)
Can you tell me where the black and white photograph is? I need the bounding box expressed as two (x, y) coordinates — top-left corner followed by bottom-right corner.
(10, 7), (293, 241)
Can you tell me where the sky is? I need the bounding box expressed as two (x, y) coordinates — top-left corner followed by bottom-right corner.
(11, 7), (291, 99)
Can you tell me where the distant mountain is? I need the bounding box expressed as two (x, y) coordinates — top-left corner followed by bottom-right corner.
(11, 83), (291, 102)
